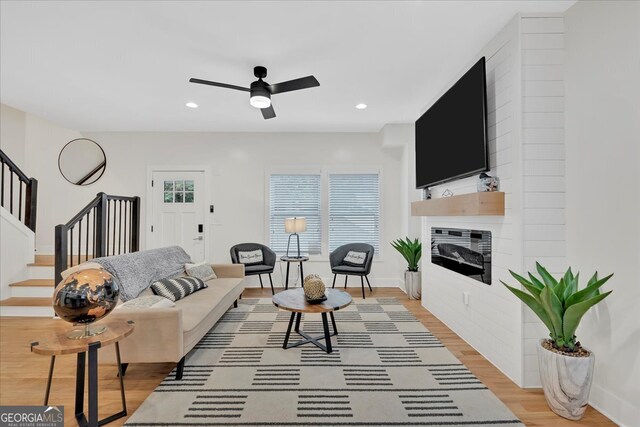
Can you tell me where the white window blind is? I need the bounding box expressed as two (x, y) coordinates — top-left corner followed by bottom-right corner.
(329, 173), (380, 253)
(269, 174), (321, 255)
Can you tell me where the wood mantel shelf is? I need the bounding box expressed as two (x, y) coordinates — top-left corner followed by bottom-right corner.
(411, 192), (505, 216)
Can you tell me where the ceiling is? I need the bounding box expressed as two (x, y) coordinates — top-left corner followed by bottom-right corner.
(0, 1), (575, 133)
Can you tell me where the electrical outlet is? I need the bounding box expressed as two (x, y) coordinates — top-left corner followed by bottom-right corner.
(463, 292), (470, 306)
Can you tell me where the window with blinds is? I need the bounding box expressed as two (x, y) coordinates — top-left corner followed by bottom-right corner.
(328, 173), (380, 253)
(269, 174), (322, 255)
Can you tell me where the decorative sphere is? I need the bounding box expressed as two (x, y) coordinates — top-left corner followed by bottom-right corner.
(53, 268), (120, 324)
(303, 274), (326, 301)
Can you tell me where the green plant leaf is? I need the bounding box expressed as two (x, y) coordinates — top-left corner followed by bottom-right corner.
(563, 291), (613, 342)
(554, 278), (566, 303)
(536, 262), (558, 289)
(528, 273), (545, 290)
(565, 273), (613, 308)
(502, 281), (556, 337)
(563, 272), (579, 302)
(586, 271), (599, 288)
(508, 270), (542, 298)
(540, 285), (563, 340)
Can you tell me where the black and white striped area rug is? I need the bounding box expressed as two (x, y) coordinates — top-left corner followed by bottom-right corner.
(125, 298), (523, 426)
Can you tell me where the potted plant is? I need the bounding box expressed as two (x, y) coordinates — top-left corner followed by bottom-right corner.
(502, 263), (613, 420)
(391, 237), (422, 300)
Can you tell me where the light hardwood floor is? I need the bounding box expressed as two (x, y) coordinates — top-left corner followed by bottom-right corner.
(0, 287), (615, 426)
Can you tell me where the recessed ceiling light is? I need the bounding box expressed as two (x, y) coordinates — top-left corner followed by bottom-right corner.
(355, 103), (367, 110)
(185, 102), (198, 109)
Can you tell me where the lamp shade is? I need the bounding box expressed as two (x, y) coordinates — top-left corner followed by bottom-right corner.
(285, 217), (307, 233)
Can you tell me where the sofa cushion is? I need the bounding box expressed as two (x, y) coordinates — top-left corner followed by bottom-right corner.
(151, 277), (207, 302)
(117, 295), (176, 309)
(237, 249), (263, 265)
(185, 261), (217, 281)
(177, 278), (245, 352)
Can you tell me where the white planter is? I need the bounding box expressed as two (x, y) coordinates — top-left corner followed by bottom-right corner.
(404, 271), (421, 300)
(536, 339), (595, 420)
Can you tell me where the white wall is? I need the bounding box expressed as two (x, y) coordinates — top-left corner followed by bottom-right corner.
(0, 104), (26, 166)
(420, 15), (526, 386)
(0, 208), (35, 298)
(25, 131), (405, 288)
(564, 1), (640, 425)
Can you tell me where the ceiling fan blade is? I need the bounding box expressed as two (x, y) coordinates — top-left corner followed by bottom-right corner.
(261, 104), (276, 120)
(189, 78), (250, 92)
(268, 76), (319, 95)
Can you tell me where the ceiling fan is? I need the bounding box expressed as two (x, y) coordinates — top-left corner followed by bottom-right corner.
(189, 66), (320, 120)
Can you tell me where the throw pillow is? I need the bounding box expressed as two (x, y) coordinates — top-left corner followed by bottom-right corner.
(117, 295), (176, 309)
(237, 249), (264, 265)
(343, 250), (368, 266)
(150, 277), (207, 302)
(185, 261), (217, 281)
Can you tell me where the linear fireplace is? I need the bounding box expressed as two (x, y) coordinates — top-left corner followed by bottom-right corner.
(431, 227), (492, 285)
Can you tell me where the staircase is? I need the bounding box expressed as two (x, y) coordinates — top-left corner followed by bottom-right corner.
(1, 255), (56, 316)
(0, 163), (140, 316)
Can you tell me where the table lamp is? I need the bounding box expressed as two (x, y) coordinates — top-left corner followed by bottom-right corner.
(285, 217), (307, 258)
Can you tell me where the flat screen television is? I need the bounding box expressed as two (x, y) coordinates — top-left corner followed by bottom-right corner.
(415, 57), (488, 189)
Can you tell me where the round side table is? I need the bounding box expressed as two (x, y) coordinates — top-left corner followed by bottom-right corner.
(280, 256), (309, 289)
(272, 288), (352, 353)
(30, 318), (134, 427)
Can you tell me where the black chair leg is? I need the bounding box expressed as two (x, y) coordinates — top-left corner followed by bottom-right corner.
(365, 275), (372, 291)
(233, 299), (238, 308)
(332, 274), (336, 289)
(344, 275), (348, 289)
(175, 357), (185, 380)
(258, 274), (264, 288)
(119, 363), (128, 377)
(269, 274), (275, 295)
(360, 276), (366, 299)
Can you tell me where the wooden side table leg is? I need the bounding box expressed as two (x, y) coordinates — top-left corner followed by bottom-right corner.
(87, 342), (100, 427)
(44, 355), (55, 405)
(321, 313), (333, 354)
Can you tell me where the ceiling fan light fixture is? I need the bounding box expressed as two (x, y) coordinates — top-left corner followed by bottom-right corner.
(250, 95), (271, 109)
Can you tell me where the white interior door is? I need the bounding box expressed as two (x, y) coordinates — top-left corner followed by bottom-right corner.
(150, 171), (206, 261)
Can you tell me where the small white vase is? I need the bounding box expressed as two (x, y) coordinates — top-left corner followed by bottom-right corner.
(404, 271), (421, 300)
(536, 339), (595, 420)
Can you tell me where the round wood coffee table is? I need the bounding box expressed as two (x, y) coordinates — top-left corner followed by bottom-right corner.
(272, 288), (352, 353)
(31, 318), (134, 427)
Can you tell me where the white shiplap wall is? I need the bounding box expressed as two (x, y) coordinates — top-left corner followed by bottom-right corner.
(520, 15), (566, 388)
(420, 14), (567, 388)
(421, 15), (525, 386)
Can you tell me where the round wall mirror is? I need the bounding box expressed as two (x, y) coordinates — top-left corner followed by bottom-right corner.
(58, 138), (106, 185)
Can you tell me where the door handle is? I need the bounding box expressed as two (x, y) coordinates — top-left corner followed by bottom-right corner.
(193, 236), (203, 241)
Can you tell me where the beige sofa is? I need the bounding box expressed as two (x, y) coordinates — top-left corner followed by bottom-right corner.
(64, 258), (245, 380)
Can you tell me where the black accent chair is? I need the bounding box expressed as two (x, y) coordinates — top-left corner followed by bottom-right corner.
(330, 243), (374, 299)
(230, 243), (277, 294)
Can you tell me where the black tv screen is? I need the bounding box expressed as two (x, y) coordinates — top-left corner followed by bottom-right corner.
(415, 57), (488, 189)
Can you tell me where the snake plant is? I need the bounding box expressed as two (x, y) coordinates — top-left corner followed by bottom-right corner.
(502, 262), (613, 352)
(391, 237), (422, 272)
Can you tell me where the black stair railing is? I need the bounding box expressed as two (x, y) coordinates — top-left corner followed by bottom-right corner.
(0, 148), (38, 232)
(54, 192), (140, 285)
